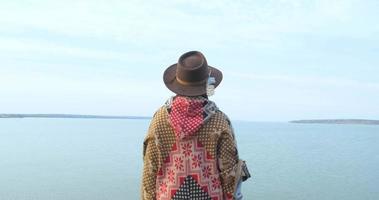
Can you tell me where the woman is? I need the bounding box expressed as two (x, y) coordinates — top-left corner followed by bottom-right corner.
(141, 51), (250, 200)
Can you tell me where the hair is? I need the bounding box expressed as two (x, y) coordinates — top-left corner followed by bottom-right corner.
(201, 94), (209, 99)
(176, 94), (208, 99)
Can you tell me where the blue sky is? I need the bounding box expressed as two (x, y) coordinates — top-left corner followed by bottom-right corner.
(0, 0), (378, 121)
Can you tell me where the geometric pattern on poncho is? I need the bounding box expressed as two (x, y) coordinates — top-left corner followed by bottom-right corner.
(155, 139), (222, 200)
(172, 175), (212, 200)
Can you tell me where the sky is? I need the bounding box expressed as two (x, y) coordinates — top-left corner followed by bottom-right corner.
(0, 0), (378, 121)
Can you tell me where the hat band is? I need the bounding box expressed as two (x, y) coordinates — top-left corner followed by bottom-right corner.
(176, 77), (207, 86)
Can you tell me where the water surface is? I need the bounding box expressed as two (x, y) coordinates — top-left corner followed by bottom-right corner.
(0, 119), (378, 200)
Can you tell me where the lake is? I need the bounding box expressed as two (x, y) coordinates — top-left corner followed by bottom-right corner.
(0, 118), (378, 200)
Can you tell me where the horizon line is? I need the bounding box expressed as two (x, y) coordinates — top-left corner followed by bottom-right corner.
(1, 113), (378, 123)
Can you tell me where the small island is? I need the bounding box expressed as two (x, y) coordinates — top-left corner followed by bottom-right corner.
(290, 119), (379, 125)
(0, 114), (151, 119)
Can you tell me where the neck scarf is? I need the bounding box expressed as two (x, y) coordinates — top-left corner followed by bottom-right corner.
(168, 96), (207, 140)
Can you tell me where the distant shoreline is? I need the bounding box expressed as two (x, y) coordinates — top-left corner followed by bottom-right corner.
(0, 114), (151, 119)
(290, 119), (379, 125)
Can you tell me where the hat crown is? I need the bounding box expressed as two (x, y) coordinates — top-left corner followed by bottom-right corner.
(176, 51), (209, 83)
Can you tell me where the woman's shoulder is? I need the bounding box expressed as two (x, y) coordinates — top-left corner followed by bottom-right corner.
(209, 108), (232, 126)
(154, 105), (169, 118)
(215, 109), (232, 126)
(203, 109), (233, 136)
(148, 106), (168, 126)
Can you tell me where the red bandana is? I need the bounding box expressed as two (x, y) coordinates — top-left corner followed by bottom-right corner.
(169, 96), (206, 140)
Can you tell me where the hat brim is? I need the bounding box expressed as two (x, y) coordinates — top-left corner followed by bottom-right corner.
(163, 64), (223, 96)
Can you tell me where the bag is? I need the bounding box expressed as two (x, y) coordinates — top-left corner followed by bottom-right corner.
(233, 159), (251, 199)
(237, 159), (251, 182)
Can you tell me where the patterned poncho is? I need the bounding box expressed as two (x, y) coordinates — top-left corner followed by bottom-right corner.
(141, 96), (240, 200)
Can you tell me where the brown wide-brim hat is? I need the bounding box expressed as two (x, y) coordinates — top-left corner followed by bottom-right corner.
(163, 51), (223, 96)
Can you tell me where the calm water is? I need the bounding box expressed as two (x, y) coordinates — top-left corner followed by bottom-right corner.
(0, 118), (378, 200)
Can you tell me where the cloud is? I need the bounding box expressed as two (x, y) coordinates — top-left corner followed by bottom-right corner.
(1, 0), (378, 58)
(1, 0), (377, 44)
(0, 37), (149, 62)
(228, 72), (379, 90)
